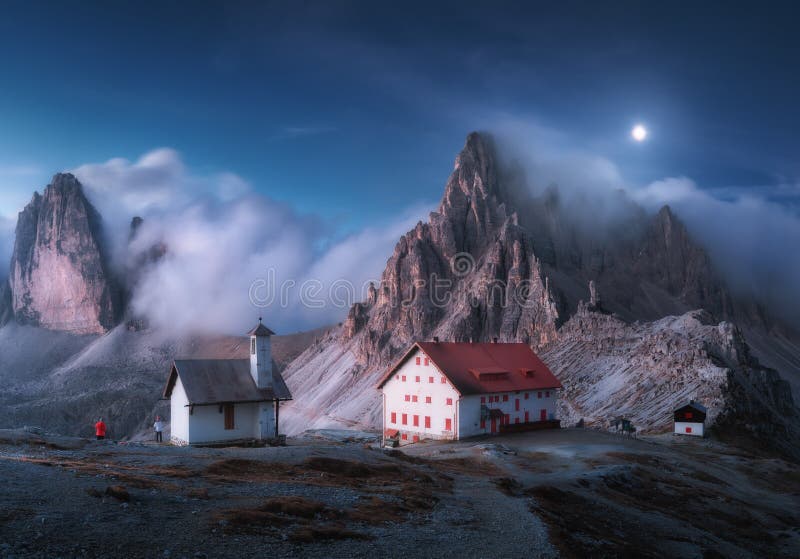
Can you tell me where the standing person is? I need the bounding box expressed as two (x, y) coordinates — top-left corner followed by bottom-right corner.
(95, 417), (106, 440)
(153, 416), (164, 443)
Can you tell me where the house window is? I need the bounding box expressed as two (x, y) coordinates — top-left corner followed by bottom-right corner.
(415, 357), (421, 365)
(537, 391), (542, 399)
(428, 377), (434, 383)
(515, 418), (520, 424)
(445, 418), (452, 431)
(545, 391), (550, 398)
(402, 414), (408, 425)
(413, 415), (419, 427)
(415, 376), (420, 383)
(425, 396), (432, 404)
(424, 358), (430, 366)
(515, 399), (520, 411)
(250, 338), (256, 355)
(524, 393), (529, 400)
(413, 435), (420, 442)
(480, 396), (486, 404)
(446, 398), (453, 406)
(503, 395), (509, 402)
(402, 375), (406, 382)
(224, 404), (235, 430)
(441, 377), (446, 384)
(401, 434), (408, 440)
(405, 395), (410, 402)
(391, 412), (397, 424)
(686, 411), (693, 419)
(504, 414), (510, 425)
(524, 411), (529, 422)
(412, 395), (418, 403)
(686, 426), (692, 434)
(425, 416), (431, 429)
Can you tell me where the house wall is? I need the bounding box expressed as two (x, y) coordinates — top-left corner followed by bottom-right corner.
(382, 348), (460, 444)
(382, 348), (560, 443)
(460, 389), (559, 438)
(186, 401), (259, 445)
(170, 376), (190, 445)
(674, 421), (704, 437)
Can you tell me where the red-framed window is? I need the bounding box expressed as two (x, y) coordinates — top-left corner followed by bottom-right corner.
(515, 399), (520, 411)
(428, 376), (434, 383)
(413, 415), (419, 427)
(425, 396), (432, 404)
(424, 416), (431, 429)
(480, 396), (486, 404)
(401, 434), (408, 440)
(404, 394), (410, 402)
(441, 377), (447, 384)
(503, 395), (509, 402)
(685, 411), (693, 419)
(391, 412), (397, 424)
(524, 411), (529, 422)
(401, 375), (406, 382)
(504, 414), (510, 425)
(446, 398), (453, 406)
(545, 391), (550, 398)
(445, 418), (452, 431)
(415, 357), (421, 365)
(424, 358), (430, 366)
(415, 376), (420, 383)
(686, 426), (692, 434)
(402, 414), (408, 425)
(524, 392), (529, 400)
(537, 391), (542, 399)
(412, 435), (420, 442)
(412, 395), (418, 403)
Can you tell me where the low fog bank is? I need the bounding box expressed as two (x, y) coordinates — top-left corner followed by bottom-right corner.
(72, 149), (433, 336)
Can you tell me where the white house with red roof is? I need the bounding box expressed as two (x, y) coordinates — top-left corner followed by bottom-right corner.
(377, 340), (562, 445)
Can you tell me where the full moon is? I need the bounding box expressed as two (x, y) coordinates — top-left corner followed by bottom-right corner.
(631, 124), (648, 142)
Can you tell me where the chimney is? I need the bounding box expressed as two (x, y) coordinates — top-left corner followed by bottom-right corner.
(433, 336), (439, 343)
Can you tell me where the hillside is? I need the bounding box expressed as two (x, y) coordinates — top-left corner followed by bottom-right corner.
(279, 132), (800, 459)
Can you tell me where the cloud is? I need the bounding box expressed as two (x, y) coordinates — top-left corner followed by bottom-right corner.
(633, 176), (800, 325)
(73, 148), (431, 335)
(487, 116), (800, 329)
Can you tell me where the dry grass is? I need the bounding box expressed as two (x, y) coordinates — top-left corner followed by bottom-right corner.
(427, 457), (503, 477)
(0, 507), (34, 524)
(105, 485), (130, 502)
(289, 525), (370, 543)
(186, 487), (210, 500)
(3, 455), (186, 491)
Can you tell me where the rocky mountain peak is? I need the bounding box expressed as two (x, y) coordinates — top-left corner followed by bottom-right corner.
(343, 132), (559, 364)
(8, 173), (121, 334)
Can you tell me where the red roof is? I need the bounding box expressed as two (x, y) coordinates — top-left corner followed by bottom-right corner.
(378, 342), (562, 395)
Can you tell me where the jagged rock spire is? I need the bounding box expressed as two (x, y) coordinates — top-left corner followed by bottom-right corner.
(8, 173), (121, 334)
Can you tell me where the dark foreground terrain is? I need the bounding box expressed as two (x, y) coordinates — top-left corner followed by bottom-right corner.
(0, 428), (797, 558)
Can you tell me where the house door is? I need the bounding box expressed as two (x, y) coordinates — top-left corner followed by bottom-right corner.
(540, 409), (547, 421)
(224, 404), (235, 430)
(490, 418), (497, 434)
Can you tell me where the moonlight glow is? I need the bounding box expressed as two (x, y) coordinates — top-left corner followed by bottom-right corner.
(632, 124), (648, 141)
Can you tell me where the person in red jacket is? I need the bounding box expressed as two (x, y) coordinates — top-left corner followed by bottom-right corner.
(95, 418), (107, 440)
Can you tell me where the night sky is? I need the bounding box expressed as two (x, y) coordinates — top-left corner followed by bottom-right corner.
(1, 1), (797, 224)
